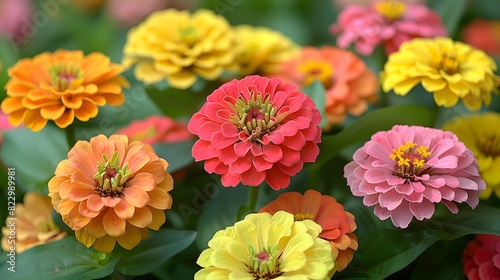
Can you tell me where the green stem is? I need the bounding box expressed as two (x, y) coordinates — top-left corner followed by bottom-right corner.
(65, 123), (76, 148)
(246, 185), (260, 213)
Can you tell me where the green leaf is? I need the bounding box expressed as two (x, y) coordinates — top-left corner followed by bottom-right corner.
(301, 81), (327, 128)
(317, 105), (434, 165)
(153, 140), (196, 173)
(0, 237), (118, 280)
(115, 229), (196, 276)
(145, 85), (207, 119)
(1, 126), (68, 193)
(428, 0), (467, 35)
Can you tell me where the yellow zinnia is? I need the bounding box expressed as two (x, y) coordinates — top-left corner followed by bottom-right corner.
(122, 9), (235, 89)
(233, 25), (299, 76)
(195, 211), (336, 280)
(442, 112), (500, 199)
(0, 50), (129, 132)
(381, 37), (500, 111)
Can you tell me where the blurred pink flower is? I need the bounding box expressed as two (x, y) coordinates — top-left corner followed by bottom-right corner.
(106, 0), (189, 27)
(462, 19), (500, 58)
(0, 0), (33, 42)
(188, 75), (322, 190)
(330, 0), (447, 55)
(462, 234), (500, 280)
(116, 115), (192, 145)
(344, 125), (485, 228)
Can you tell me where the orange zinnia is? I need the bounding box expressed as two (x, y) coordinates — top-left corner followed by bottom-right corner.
(48, 134), (173, 253)
(1, 49), (129, 132)
(259, 189), (358, 272)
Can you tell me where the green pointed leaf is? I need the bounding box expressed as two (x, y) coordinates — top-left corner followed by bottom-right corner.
(301, 81), (327, 128)
(115, 229), (196, 276)
(145, 85), (207, 119)
(153, 140), (196, 173)
(317, 105), (434, 165)
(1, 126), (68, 193)
(0, 237), (118, 280)
(428, 0), (467, 35)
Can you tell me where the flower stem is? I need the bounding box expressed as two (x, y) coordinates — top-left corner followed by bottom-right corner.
(246, 185), (260, 213)
(65, 124), (76, 148)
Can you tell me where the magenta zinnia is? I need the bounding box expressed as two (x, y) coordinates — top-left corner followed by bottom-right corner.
(188, 75), (322, 190)
(344, 125), (485, 228)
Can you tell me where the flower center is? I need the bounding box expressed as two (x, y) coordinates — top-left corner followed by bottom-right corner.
(374, 1), (406, 20)
(231, 92), (281, 143)
(390, 142), (432, 180)
(429, 48), (463, 75)
(294, 213), (314, 221)
(48, 62), (84, 91)
(35, 219), (59, 234)
(298, 60), (334, 89)
(93, 151), (132, 198)
(480, 135), (500, 157)
(178, 26), (199, 46)
(247, 244), (283, 279)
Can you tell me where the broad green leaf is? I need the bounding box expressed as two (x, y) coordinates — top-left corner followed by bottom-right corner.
(317, 105), (434, 165)
(0, 237), (118, 280)
(302, 81), (328, 128)
(115, 229), (196, 276)
(428, 0), (467, 35)
(1, 126), (68, 193)
(153, 140), (196, 173)
(145, 85), (208, 119)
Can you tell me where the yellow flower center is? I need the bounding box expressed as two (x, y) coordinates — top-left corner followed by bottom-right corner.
(178, 26), (199, 46)
(429, 46), (465, 75)
(390, 142), (432, 180)
(298, 60), (334, 89)
(231, 92), (282, 143)
(93, 151), (132, 198)
(294, 213), (314, 221)
(48, 62), (84, 91)
(374, 1), (406, 20)
(247, 244), (282, 279)
(480, 135), (500, 157)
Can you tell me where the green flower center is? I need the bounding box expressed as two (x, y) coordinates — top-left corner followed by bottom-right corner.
(480, 135), (500, 157)
(230, 92), (284, 143)
(390, 142), (432, 180)
(93, 151), (131, 198)
(294, 213), (314, 221)
(36, 219), (59, 233)
(48, 62), (84, 91)
(247, 244), (283, 279)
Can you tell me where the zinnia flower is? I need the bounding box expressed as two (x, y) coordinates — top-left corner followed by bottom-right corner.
(272, 46), (378, 128)
(462, 19), (500, 58)
(232, 25), (299, 76)
(122, 8), (234, 89)
(381, 37), (500, 111)
(462, 234), (500, 280)
(116, 114), (192, 145)
(1, 192), (66, 253)
(195, 211), (335, 279)
(344, 125), (485, 228)
(442, 112), (500, 200)
(330, 0), (447, 55)
(259, 189), (358, 272)
(188, 75), (322, 190)
(0, 0), (34, 43)
(48, 134), (173, 253)
(0, 49), (129, 132)
(105, 0), (170, 27)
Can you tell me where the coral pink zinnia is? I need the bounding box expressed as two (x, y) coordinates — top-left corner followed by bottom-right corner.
(462, 234), (500, 280)
(259, 189), (358, 272)
(48, 134), (173, 253)
(116, 115), (192, 145)
(344, 125), (485, 228)
(188, 75), (322, 190)
(330, 0), (447, 55)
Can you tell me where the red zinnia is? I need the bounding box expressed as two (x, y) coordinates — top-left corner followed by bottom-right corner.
(188, 75), (322, 190)
(462, 234), (500, 280)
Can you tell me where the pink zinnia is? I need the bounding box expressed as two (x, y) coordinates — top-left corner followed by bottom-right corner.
(330, 0), (447, 55)
(462, 234), (500, 280)
(188, 75), (322, 190)
(344, 125), (485, 228)
(0, 0), (33, 42)
(116, 115), (192, 145)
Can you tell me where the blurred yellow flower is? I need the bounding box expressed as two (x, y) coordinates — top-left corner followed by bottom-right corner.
(122, 9), (234, 89)
(1, 192), (66, 253)
(0, 50), (129, 132)
(233, 25), (299, 76)
(381, 37), (500, 111)
(442, 112), (500, 199)
(195, 211), (335, 280)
